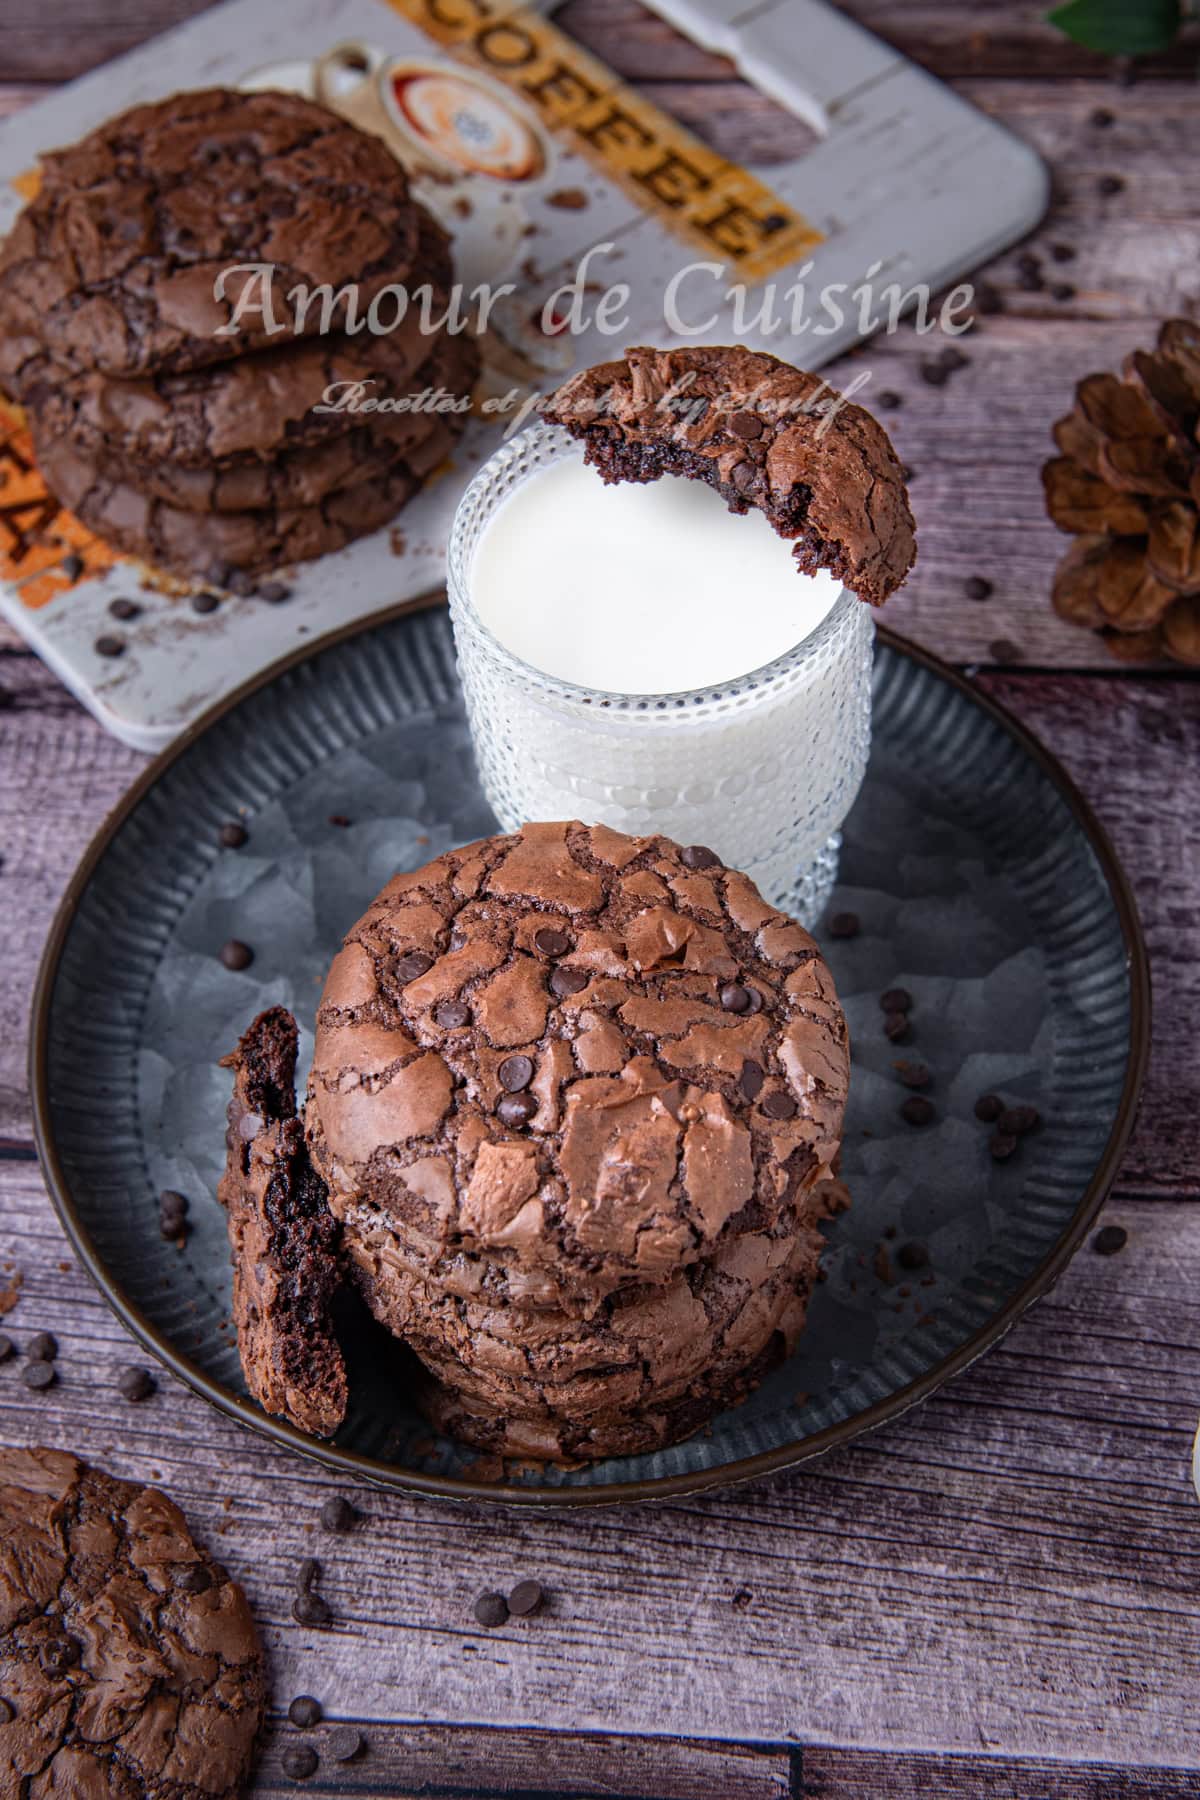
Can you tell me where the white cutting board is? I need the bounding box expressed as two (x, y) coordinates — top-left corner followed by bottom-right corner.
(0, 0), (1046, 749)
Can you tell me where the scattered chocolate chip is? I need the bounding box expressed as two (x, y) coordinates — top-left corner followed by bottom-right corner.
(507, 1578), (544, 1617)
(550, 966), (589, 998)
(328, 814), (352, 828)
(0, 1334), (14, 1362)
(292, 1592), (332, 1628)
(875, 389), (903, 410)
(730, 460), (757, 491)
(474, 1590), (509, 1628)
(897, 1241), (930, 1271)
(394, 951), (433, 983)
(434, 999), (470, 1028)
(159, 1189), (189, 1238)
(1097, 174), (1124, 195)
(0, 1698), (13, 1724)
(964, 575), (993, 601)
(900, 1096), (935, 1127)
(974, 1094), (1003, 1123)
(1050, 241), (1077, 262)
(60, 552), (84, 582)
(289, 1696), (323, 1729)
(988, 639), (1024, 664)
(1090, 107), (1115, 128)
(117, 1366), (155, 1403)
(218, 820), (248, 849)
(191, 591), (220, 614)
(762, 1090), (796, 1121)
(828, 912), (860, 939)
(1000, 1104), (1040, 1137)
(880, 987), (912, 1014)
(883, 1011), (910, 1043)
(320, 1496), (357, 1533)
(94, 634), (125, 658)
(1016, 252), (1040, 277)
(739, 1060), (764, 1102)
(719, 983), (752, 1014)
(498, 1055), (535, 1092)
(258, 581), (292, 604)
(894, 1061), (931, 1090)
(295, 1558), (320, 1594)
(40, 1636), (78, 1675)
(229, 572), (258, 597)
(220, 939), (254, 972)
(680, 845), (720, 870)
(975, 281), (1003, 314)
(282, 1744), (319, 1780)
(900, 464), (916, 483)
(108, 597), (142, 621)
(328, 1725), (365, 1763)
(27, 1332), (57, 1362)
(1093, 1224), (1128, 1256)
(989, 1132), (1018, 1162)
(729, 410), (764, 440)
(533, 927), (571, 957)
(497, 1092), (537, 1128)
(1051, 282), (1076, 302)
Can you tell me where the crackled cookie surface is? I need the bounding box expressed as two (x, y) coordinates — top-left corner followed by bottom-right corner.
(543, 344), (916, 606)
(0, 1445), (265, 1798)
(0, 86), (422, 386)
(306, 821), (850, 1311)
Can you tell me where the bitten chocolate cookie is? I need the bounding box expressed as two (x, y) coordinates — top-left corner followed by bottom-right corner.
(218, 1007), (347, 1438)
(0, 1445), (265, 1798)
(543, 344), (916, 606)
(0, 87), (423, 385)
(15, 207), (458, 465)
(306, 821), (849, 1312)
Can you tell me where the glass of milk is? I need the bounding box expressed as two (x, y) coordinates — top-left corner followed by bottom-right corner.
(447, 423), (874, 919)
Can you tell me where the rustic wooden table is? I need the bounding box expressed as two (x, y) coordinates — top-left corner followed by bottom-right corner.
(2, 4), (1199, 1796)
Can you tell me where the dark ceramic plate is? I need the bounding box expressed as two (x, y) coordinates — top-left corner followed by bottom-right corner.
(31, 601), (1149, 1507)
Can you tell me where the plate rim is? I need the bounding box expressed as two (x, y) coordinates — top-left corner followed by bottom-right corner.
(28, 596), (1153, 1509)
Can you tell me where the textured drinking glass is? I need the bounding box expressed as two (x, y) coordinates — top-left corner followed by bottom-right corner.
(447, 424), (875, 920)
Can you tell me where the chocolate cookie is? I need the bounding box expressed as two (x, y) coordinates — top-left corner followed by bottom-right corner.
(543, 345), (916, 606)
(70, 327), (477, 514)
(306, 822), (849, 1311)
(0, 87), (423, 383)
(0, 1445), (265, 1797)
(15, 207), (457, 464)
(218, 1007), (347, 1438)
(35, 427), (425, 580)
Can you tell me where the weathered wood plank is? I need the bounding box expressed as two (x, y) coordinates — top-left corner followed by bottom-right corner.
(3, 0), (1199, 86)
(1, 1159), (1197, 1765)
(802, 1748), (1200, 1799)
(256, 1724), (794, 1798)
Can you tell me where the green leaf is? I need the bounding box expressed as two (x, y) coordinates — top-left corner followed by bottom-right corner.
(1047, 0), (1182, 54)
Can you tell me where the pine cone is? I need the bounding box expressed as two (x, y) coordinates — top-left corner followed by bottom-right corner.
(1042, 318), (1200, 664)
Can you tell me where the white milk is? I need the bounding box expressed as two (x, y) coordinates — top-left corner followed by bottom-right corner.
(471, 457), (840, 693)
(448, 429), (874, 917)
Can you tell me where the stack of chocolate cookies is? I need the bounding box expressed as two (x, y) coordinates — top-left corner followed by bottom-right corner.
(220, 822), (851, 1465)
(0, 87), (478, 584)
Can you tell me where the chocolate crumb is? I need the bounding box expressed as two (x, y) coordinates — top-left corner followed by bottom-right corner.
(219, 821), (248, 849)
(1098, 174), (1124, 196)
(117, 1365), (156, 1403)
(94, 634), (125, 658)
(191, 591), (220, 615)
(220, 940), (254, 972)
(328, 814), (352, 828)
(109, 597), (141, 620)
(507, 1578), (544, 1617)
(292, 1592), (332, 1628)
(1093, 1224), (1128, 1256)
(0, 1334), (14, 1362)
(964, 575), (993, 601)
(320, 1496), (357, 1533)
(474, 1590), (509, 1628)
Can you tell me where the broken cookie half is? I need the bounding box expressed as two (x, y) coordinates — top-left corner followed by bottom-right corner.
(543, 344), (916, 607)
(218, 1005), (348, 1438)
